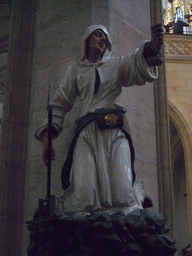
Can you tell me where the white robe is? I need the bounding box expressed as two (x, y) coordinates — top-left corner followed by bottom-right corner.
(35, 25), (158, 216)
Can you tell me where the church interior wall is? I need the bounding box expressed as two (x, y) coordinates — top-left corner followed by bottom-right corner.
(166, 58), (192, 246)
(163, 1), (192, 251)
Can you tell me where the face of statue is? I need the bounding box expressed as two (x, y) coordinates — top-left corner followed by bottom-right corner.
(88, 29), (108, 56)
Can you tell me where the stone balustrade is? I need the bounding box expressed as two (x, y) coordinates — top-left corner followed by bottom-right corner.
(164, 34), (192, 62)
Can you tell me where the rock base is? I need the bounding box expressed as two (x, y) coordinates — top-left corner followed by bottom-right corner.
(27, 209), (177, 256)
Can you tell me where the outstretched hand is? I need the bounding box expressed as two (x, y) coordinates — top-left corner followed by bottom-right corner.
(151, 23), (164, 51)
(143, 23), (164, 66)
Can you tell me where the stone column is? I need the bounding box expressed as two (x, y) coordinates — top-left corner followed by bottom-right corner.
(0, 0), (37, 255)
(150, 0), (173, 229)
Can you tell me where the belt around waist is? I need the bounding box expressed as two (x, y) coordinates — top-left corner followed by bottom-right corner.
(75, 107), (126, 135)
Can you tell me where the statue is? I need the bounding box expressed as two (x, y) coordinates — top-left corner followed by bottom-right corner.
(35, 24), (164, 217)
(29, 24), (178, 256)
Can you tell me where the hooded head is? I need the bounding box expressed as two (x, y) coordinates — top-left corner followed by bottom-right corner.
(80, 25), (112, 63)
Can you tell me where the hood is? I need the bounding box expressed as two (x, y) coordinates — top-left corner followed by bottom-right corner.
(79, 25), (112, 65)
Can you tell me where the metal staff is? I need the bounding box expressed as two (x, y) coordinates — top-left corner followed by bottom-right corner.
(46, 85), (53, 215)
(37, 86), (55, 218)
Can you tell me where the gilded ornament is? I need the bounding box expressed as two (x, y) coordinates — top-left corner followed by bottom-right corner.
(105, 113), (119, 127)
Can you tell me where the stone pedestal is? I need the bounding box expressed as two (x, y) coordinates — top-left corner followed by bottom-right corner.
(27, 210), (176, 256)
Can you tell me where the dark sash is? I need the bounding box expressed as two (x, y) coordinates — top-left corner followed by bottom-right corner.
(61, 108), (136, 190)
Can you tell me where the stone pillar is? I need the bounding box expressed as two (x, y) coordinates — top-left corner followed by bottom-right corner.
(150, 0), (173, 229)
(0, 0), (37, 255)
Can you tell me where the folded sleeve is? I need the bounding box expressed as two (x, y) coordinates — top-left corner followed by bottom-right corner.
(34, 64), (78, 141)
(119, 42), (158, 87)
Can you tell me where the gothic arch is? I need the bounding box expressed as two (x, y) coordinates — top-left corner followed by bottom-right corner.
(168, 101), (192, 246)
